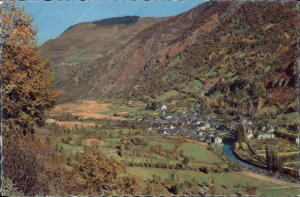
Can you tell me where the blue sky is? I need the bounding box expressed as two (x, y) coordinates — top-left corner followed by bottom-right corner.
(17, 0), (205, 45)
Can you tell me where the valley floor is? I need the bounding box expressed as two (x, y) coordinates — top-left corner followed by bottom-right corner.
(40, 99), (299, 196)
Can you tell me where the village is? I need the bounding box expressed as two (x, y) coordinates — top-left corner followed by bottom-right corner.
(138, 104), (291, 148)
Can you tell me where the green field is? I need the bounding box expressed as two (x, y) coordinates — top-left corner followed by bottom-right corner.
(41, 99), (300, 196)
(127, 167), (297, 196)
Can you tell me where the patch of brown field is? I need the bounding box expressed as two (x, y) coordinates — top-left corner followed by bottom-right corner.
(82, 138), (106, 146)
(52, 100), (110, 113)
(112, 112), (128, 115)
(170, 100), (180, 105)
(51, 100), (125, 120)
(72, 112), (124, 120)
(55, 121), (97, 129)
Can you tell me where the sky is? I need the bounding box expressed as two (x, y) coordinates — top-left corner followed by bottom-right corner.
(17, 0), (205, 46)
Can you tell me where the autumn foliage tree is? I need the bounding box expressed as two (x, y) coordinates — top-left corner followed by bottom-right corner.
(1, 3), (58, 195)
(69, 149), (138, 195)
(1, 3), (58, 138)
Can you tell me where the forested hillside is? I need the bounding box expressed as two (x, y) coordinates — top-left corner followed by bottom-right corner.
(41, 1), (298, 124)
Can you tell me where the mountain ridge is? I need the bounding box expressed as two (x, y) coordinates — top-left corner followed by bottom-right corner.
(40, 0), (299, 129)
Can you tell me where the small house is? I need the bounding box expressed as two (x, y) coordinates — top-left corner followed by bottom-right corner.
(257, 132), (275, 140)
(161, 104), (167, 111)
(205, 122), (211, 129)
(295, 136), (300, 146)
(46, 119), (56, 124)
(213, 136), (223, 146)
(246, 128), (253, 139)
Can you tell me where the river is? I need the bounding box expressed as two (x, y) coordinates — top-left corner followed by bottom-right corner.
(222, 133), (260, 170)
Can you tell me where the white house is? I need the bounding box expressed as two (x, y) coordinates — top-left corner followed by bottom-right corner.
(295, 135), (300, 146)
(161, 104), (167, 116)
(257, 132), (275, 140)
(214, 136), (223, 146)
(161, 104), (167, 111)
(46, 119), (56, 124)
(204, 122), (211, 129)
(247, 128), (254, 139)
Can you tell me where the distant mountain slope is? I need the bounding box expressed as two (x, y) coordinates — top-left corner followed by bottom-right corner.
(39, 16), (166, 102)
(40, 0), (299, 128)
(126, 0), (298, 130)
(85, 0), (232, 97)
(126, 1), (299, 122)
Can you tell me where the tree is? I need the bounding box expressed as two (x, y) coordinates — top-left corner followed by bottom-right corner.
(70, 149), (138, 195)
(235, 123), (247, 143)
(245, 185), (257, 195)
(1, 3), (58, 137)
(182, 156), (190, 167)
(265, 146), (282, 171)
(234, 142), (240, 150)
(240, 142), (248, 150)
(1, 3), (58, 195)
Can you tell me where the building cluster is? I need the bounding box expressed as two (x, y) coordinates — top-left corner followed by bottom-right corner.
(243, 120), (278, 140)
(136, 104), (298, 148)
(145, 106), (225, 147)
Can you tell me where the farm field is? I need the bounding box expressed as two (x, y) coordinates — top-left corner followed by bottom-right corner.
(37, 100), (300, 196)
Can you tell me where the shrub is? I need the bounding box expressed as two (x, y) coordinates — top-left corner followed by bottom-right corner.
(240, 142), (248, 150)
(234, 142), (240, 150)
(4, 137), (50, 195)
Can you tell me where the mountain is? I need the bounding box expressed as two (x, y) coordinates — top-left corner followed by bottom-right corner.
(40, 1), (299, 127)
(39, 16), (166, 102)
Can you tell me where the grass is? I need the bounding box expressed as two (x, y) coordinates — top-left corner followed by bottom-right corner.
(42, 99), (299, 196)
(162, 69), (179, 84)
(153, 90), (181, 102)
(167, 56), (180, 68)
(104, 137), (121, 144)
(148, 140), (176, 151)
(127, 167), (209, 181)
(255, 106), (278, 118)
(182, 79), (203, 93)
(126, 167), (294, 196)
(181, 143), (221, 163)
(261, 187), (300, 197)
(274, 112), (299, 126)
(276, 128), (297, 138)
(57, 143), (84, 154)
